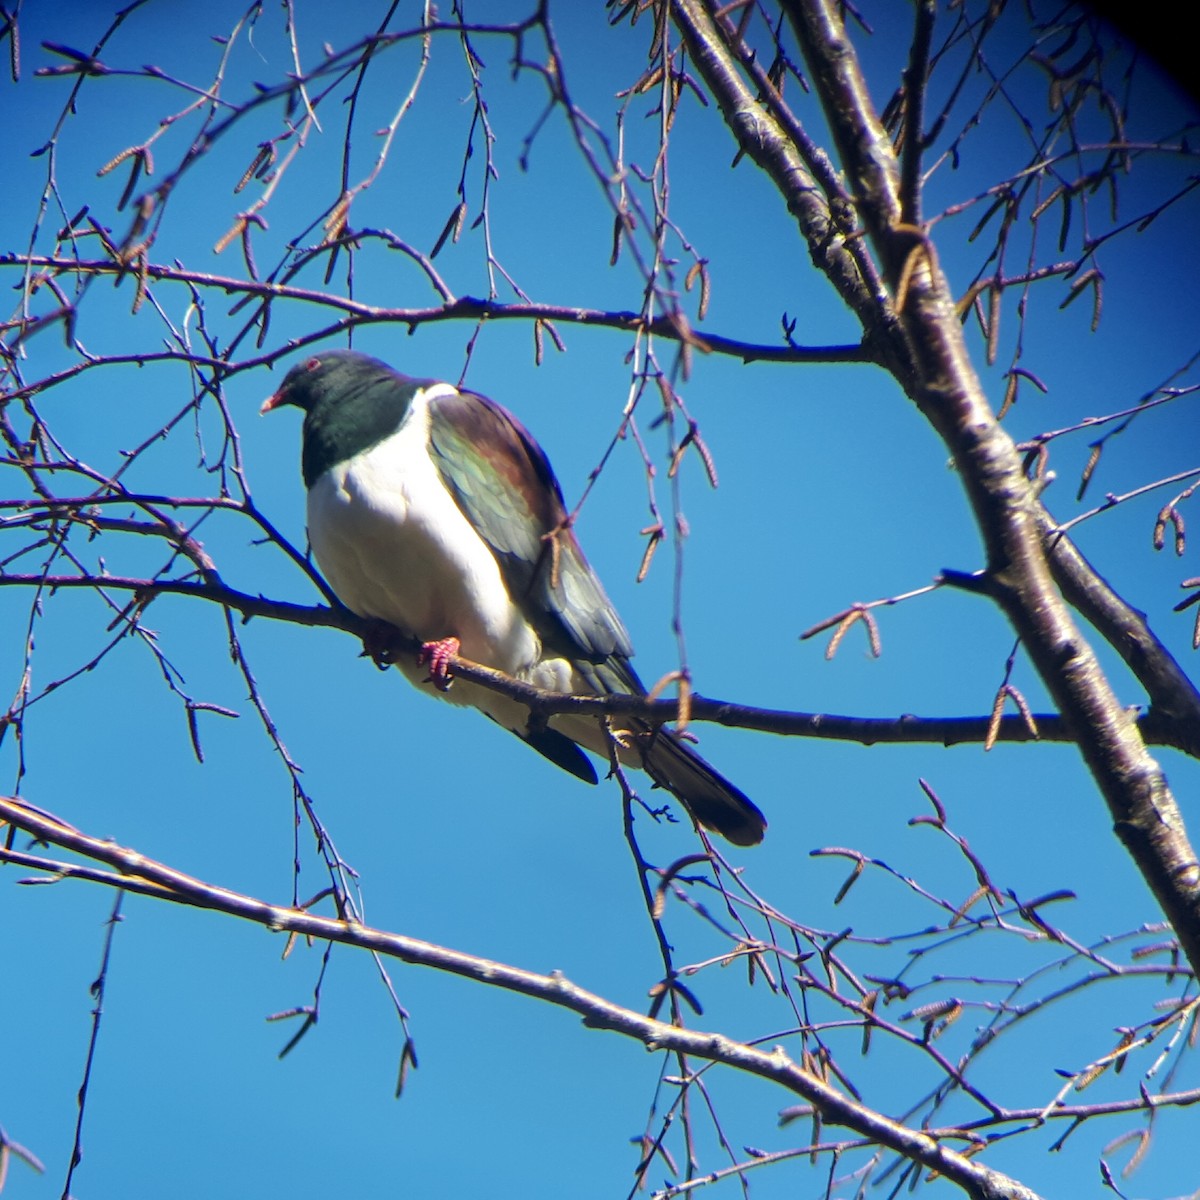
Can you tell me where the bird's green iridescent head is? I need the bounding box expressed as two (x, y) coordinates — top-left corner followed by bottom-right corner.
(261, 350), (399, 415)
(262, 350), (423, 487)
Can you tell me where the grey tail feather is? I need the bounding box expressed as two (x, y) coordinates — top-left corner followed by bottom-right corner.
(522, 725), (599, 785)
(495, 718), (600, 786)
(639, 730), (766, 847)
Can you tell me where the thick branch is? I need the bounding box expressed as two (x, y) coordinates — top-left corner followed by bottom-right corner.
(767, 0), (1200, 972)
(0, 795), (1042, 1200)
(1038, 514), (1200, 757)
(666, 0), (1200, 968)
(669, 0), (897, 354)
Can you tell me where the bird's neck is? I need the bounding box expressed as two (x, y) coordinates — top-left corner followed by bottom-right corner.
(301, 383), (417, 487)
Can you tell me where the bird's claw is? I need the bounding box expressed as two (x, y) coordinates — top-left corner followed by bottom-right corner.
(361, 619), (405, 671)
(418, 636), (460, 691)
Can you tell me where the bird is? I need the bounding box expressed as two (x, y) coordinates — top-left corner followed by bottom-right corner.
(262, 349), (766, 845)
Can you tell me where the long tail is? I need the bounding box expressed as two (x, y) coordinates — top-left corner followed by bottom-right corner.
(639, 728), (766, 846)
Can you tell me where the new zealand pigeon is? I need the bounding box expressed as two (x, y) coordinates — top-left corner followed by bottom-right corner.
(262, 349), (766, 846)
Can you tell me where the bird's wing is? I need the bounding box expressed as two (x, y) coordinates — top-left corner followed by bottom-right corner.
(427, 386), (637, 679)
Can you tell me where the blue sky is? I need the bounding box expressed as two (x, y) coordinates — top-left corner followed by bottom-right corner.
(3, 4), (1199, 1198)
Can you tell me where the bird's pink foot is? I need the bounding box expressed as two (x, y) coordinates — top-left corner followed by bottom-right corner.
(418, 636), (460, 691)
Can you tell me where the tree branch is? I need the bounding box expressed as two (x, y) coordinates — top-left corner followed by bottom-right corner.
(3, 568), (1193, 752)
(669, 0), (897, 354)
(0, 795), (1043, 1200)
(1038, 513), (1200, 757)
(0, 254), (869, 368)
(771, 0), (1200, 972)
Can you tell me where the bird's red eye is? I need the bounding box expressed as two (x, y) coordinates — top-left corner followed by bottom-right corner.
(305, 356), (321, 372)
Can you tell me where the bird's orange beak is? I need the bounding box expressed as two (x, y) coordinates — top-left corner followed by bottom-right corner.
(259, 389), (287, 415)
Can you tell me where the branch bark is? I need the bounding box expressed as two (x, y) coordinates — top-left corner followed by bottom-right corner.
(0, 254), (868, 371)
(0, 794), (1043, 1200)
(3, 569), (1193, 751)
(671, 0), (1200, 968)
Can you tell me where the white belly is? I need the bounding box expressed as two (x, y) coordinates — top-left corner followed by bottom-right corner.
(304, 393), (652, 768)
(306, 389), (585, 731)
(306, 389), (537, 662)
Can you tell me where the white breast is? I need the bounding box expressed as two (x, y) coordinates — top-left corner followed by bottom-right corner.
(306, 384), (542, 684)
